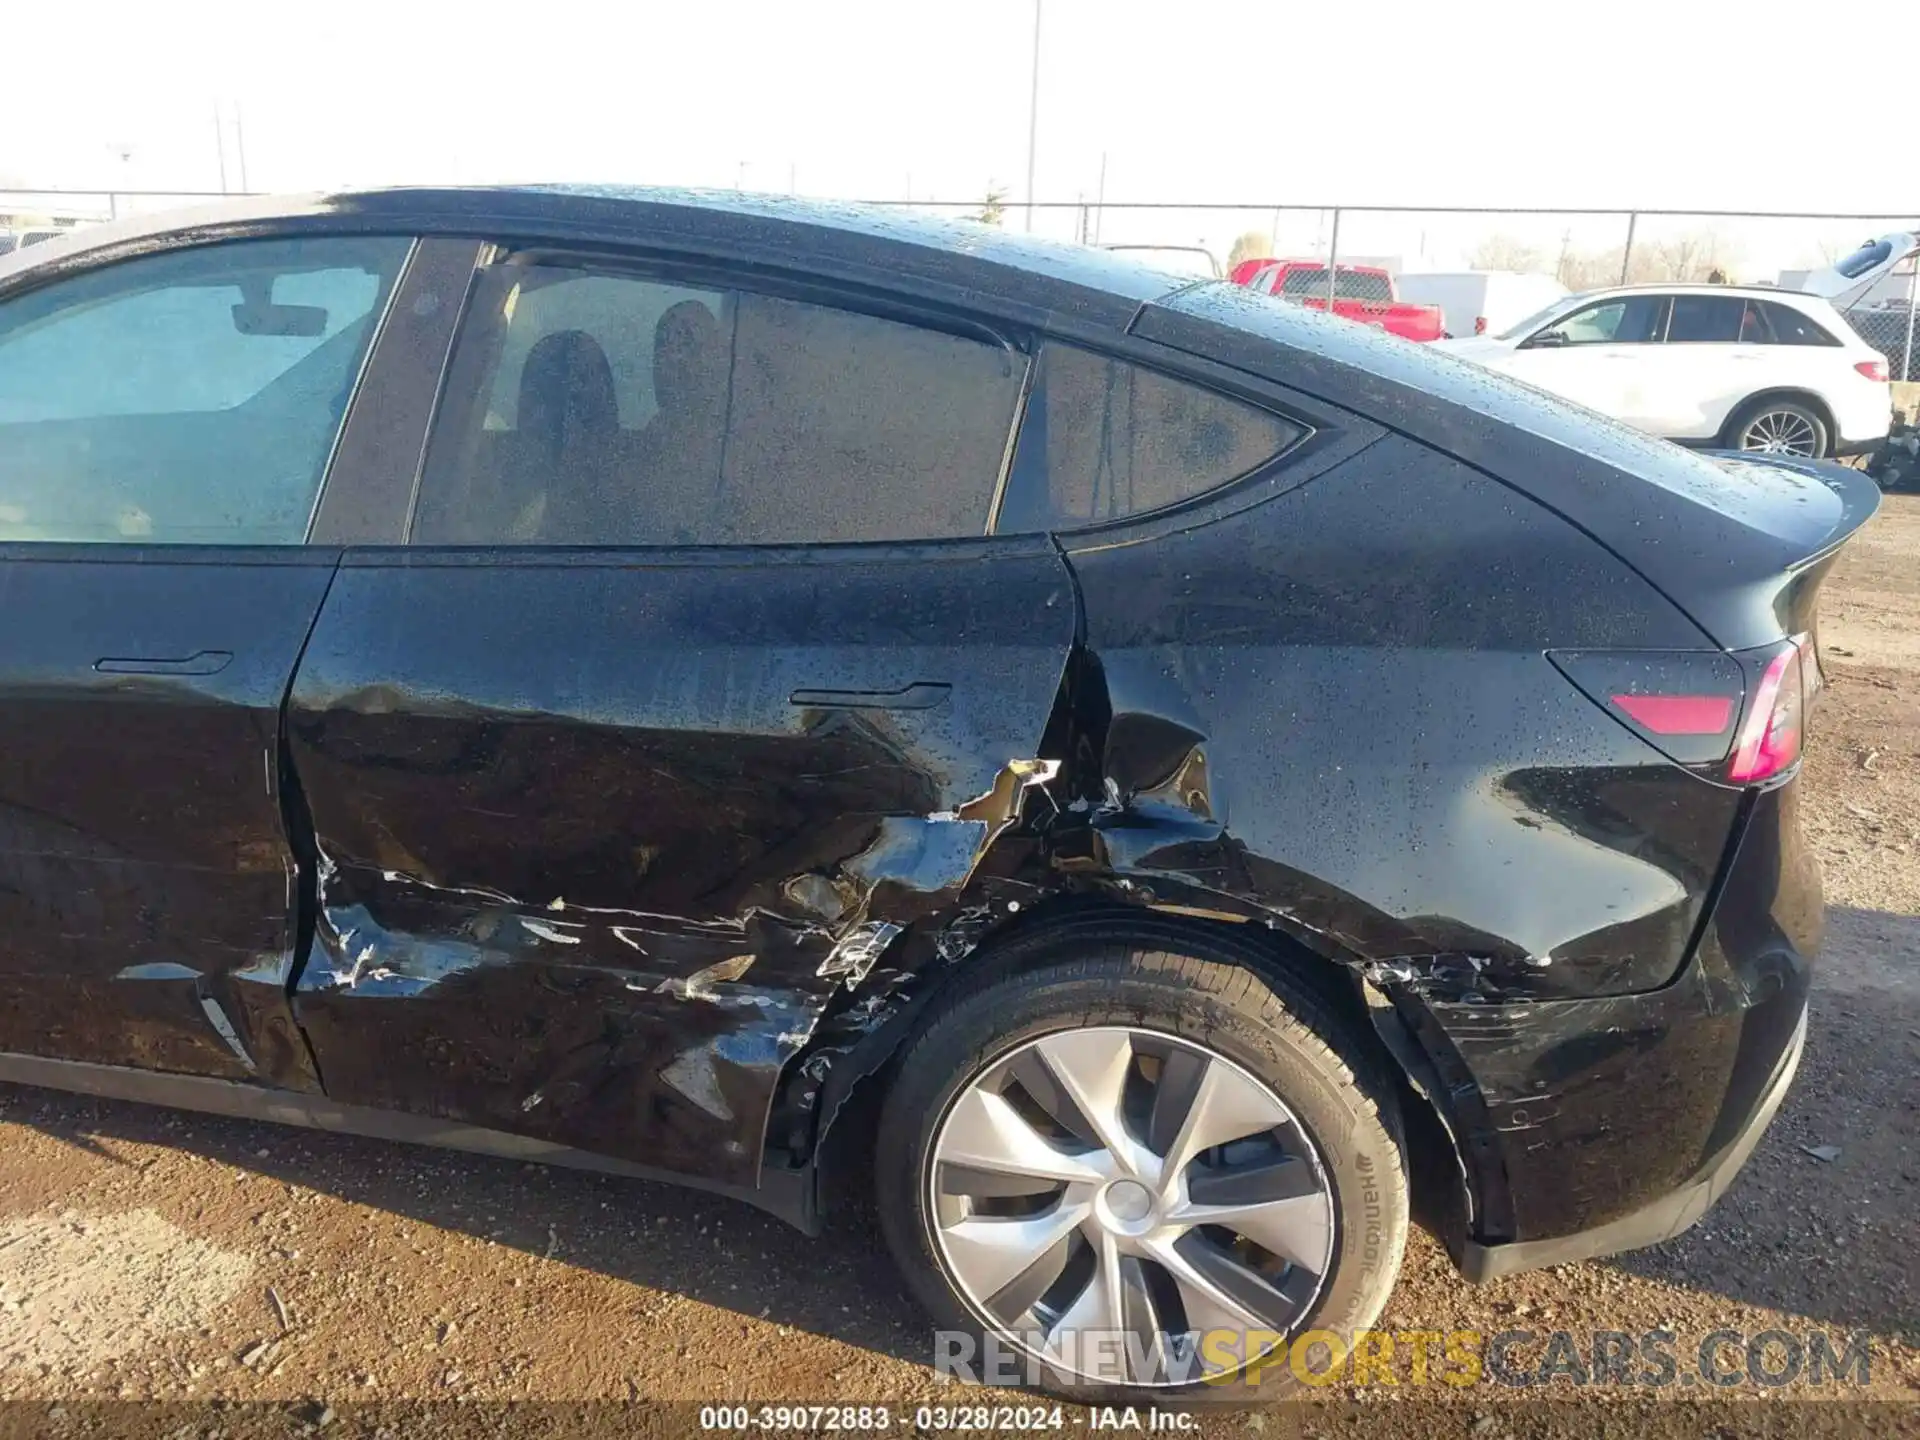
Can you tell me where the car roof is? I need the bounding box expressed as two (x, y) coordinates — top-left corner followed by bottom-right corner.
(1579, 281), (1835, 305)
(0, 185), (1197, 334)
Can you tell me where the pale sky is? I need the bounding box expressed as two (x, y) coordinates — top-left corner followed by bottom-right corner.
(8, 0), (1916, 275)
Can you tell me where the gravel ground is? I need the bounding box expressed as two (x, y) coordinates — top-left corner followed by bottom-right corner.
(0, 499), (1916, 1434)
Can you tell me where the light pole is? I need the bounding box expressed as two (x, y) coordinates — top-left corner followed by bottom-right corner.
(1023, 0), (1042, 232)
(1903, 245), (1918, 385)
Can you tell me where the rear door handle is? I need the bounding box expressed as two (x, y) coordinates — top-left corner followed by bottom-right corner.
(94, 650), (234, 676)
(790, 681), (951, 710)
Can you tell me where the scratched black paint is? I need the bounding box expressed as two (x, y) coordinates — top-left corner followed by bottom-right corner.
(0, 188), (1878, 1277)
(282, 539), (1074, 1185)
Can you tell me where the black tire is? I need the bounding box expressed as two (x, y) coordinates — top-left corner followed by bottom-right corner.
(874, 927), (1408, 1404)
(1726, 396), (1831, 459)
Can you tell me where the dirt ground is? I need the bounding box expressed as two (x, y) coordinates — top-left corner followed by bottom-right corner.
(1, 500), (1916, 1434)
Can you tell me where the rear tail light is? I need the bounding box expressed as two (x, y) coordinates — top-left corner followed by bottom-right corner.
(1856, 359), (1890, 382)
(1551, 640), (1811, 784)
(1725, 641), (1807, 783)
(1474, 316), (1488, 335)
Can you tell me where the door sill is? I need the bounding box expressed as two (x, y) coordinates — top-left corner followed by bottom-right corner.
(0, 1051), (815, 1231)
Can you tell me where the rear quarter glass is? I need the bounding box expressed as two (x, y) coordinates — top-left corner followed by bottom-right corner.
(1138, 283), (1794, 523)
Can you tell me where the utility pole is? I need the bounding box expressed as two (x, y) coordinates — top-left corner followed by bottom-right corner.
(1092, 150), (1107, 244)
(214, 106), (228, 194)
(234, 104), (249, 192)
(1023, 0), (1042, 232)
(1903, 251), (1918, 385)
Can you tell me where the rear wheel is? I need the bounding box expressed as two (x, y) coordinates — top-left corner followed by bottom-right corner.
(874, 939), (1408, 1402)
(1728, 397), (1830, 458)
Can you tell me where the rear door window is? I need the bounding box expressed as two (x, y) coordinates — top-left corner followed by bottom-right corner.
(0, 236), (409, 543)
(413, 263), (1024, 546)
(996, 343), (1305, 533)
(1666, 295), (1745, 343)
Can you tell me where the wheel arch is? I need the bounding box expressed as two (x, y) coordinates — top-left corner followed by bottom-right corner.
(1721, 387), (1837, 450)
(788, 894), (1483, 1260)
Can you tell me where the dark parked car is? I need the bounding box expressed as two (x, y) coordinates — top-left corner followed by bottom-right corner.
(0, 189), (1876, 1400)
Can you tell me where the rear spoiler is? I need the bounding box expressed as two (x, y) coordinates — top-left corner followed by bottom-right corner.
(1700, 451), (1883, 557)
(1699, 452), (1882, 646)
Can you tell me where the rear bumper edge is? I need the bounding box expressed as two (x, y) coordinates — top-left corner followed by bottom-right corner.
(1459, 1001), (1806, 1282)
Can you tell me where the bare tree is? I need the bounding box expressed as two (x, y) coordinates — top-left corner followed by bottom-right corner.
(1227, 230), (1274, 271)
(1470, 234), (1545, 272)
(1557, 249), (1616, 290)
(1553, 228), (1743, 290)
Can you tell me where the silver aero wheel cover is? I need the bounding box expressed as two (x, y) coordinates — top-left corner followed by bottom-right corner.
(927, 1026), (1335, 1388)
(1740, 408), (1819, 456)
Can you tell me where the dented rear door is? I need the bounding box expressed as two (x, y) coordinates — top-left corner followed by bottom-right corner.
(282, 250), (1073, 1188)
(284, 542), (1075, 1185)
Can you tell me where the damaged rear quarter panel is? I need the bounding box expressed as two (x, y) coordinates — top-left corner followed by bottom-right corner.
(1055, 435), (1741, 1004)
(283, 540), (1077, 1187)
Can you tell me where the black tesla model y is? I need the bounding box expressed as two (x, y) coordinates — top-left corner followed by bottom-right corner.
(0, 188), (1874, 1399)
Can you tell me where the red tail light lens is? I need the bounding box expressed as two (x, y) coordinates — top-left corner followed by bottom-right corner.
(1856, 359), (1890, 382)
(1474, 316), (1488, 335)
(1726, 642), (1806, 783)
(1610, 693), (1736, 735)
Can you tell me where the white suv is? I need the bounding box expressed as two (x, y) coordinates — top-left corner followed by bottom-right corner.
(1434, 235), (1914, 458)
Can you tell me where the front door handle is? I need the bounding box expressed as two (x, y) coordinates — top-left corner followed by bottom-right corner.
(94, 650), (234, 676)
(790, 681), (951, 711)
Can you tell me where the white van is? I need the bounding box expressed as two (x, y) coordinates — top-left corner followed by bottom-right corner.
(1395, 270), (1569, 340)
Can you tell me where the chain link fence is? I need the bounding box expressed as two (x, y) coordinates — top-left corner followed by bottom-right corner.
(1847, 300), (1920, 383)
(872, 199), (1919, 382)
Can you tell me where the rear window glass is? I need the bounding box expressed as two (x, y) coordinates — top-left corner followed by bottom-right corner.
(996, 344), (1304, 533)
(1279, 267), (1394, 302)
(1835, 239), (1893, 280)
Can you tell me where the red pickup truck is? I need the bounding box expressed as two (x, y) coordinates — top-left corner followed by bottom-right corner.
(1228, 259), (1445, 342)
